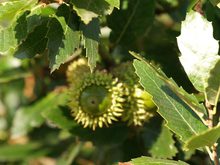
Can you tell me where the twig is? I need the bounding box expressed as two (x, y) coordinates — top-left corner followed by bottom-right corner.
(212, 143), (219, 165)
(206, 100), (220, 165)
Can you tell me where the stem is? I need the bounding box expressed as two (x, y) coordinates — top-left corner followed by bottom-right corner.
(213, 144), (219, 165)
(206, 101), (220, 165)
(66, 142), (83, 165)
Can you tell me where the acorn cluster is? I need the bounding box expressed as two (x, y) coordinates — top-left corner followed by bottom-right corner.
(66, 59), (157, 130)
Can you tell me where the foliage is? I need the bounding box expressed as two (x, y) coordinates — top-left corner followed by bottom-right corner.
(0, 0), (220, 165)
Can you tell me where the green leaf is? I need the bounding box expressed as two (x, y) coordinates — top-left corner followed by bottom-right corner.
(14, 6), (54, 44)
(41, 91), (77, 130)
(13, 5), (58, 57)
(105, 0), (120, 9)
(42, 106), (77, 130)
(205, 60), (220, 106)
(0, 0), (38, 29)
(171, 87), (208, 118)
(0, 143), (49, 161)
(14, 21), (48, 59)
(209, 0), (220, 8)
(71, 0), (117, 24)
(47, 5), (81, 72)
(184, 125), (220, 150)
(11, 91), (67, 137)
(133, 58), (207, 142)
(107, 0), (155, 48)
(131, 156), (189, 165)
(177, 11), (220, 105)
(0, 25), (17, 55)
(149, 122), (178, 159)
(80, 19), (100, 72)
(14, 4), (81, 72)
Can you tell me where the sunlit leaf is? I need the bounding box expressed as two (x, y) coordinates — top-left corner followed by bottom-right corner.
(0, 0), (38, 28)
(80, 18), (100, 72)
(133, 56), (207, 142)
(71, 0), (117, 24)
(47, 4), (81, 72)
(184, 125), (220, 150)
(177, 10), (220, 105)
(0, 25), (17, 55)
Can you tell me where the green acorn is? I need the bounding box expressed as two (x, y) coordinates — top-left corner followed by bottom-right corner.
(67, 61), (125, 130)
(112, 62), (157, 126)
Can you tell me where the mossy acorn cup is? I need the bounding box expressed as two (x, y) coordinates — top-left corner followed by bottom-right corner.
(67, 59), (125, 130)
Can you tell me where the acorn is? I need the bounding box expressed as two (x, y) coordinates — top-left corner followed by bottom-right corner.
(112, 62), (157, 126)
(67, 60), (125, 130)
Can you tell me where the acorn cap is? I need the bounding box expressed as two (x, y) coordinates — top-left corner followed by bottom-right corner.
(122, 84), (157, 126)
(68, 70), (125, 130)
(66, 58), (90, 84)
(112, 62), (157, 126)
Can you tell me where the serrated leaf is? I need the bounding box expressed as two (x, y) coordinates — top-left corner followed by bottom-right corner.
(184, 125), (220, 150)
(107, 0), (155, 48)
(156, 76), (208, 119)
(149, 122), (178, 159)
(80, 18), (100, 72)
(47, 5), (81, 72)
(14, 21), (48, 59)
(0, 143), (49, 161)
(133, 58), (207, 142)
(174, 87), (207, 117)
(14, 4), (81, 72)
(131, 156), (189, 165)
(209, 0), (220, 8)
(14, 5), (55, 44)
(11, 91), (67, 138)
(71, 0), (115, 24)
(0, 0), (38, 28)
(177, 11), (220, 105)
(6, 6), (53, 58)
